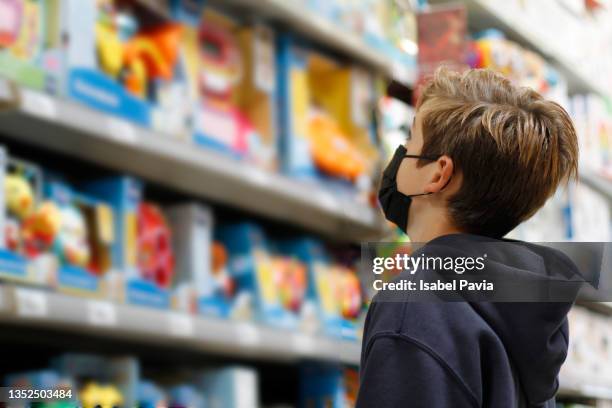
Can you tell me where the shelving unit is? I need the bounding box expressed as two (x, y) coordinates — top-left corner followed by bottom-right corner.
(209, 0), (416, 85)
(438, 0), (606, 96)
(0, 83), (385, 242)
(0, 284), (361, 365)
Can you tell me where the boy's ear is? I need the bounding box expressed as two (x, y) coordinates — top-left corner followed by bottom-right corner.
(423, 155), (455, 194)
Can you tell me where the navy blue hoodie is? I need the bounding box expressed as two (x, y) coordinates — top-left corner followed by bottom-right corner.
(356, 234), (579, 408)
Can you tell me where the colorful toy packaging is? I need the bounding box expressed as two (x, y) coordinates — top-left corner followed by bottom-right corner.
(43, 179), (116, 297)
(299, 363), (358, 408)
(167, 384), (206, 408)
(217, 222), (310, 329)
(84, 177), (174, 308)
(0, 0), (63, 93)
(276, 34), (378, 201)
(167, 203), (248, 318)
(173, 5), (278, 169)
(52, 353), (139, 408)
(61, 0), (188, 135)
(195, 366), (259, 408)
(282, 238), (364, 340)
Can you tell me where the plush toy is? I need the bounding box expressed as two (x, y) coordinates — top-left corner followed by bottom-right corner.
(211, 240), (235, 299)
(80, 382), (123, 408)
(54, 205), (90, 267)
(21, 200), (61, 258)
(137, 202), (174, 288)
(5, 173), (34, 219)
(307, 109), (367, 181)
(95, 0), (183, 99)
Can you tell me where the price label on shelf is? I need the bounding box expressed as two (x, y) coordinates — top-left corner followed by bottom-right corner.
(235, 322), (261, 347)
(168, 313), (194, 338)
(317, 191), (339, 213)
(291, 333), (316, 354)
(107, 118), (138, 145)
(15, 288), (48, 318)
(87, 300), (117, 327)
(24, 92), (57, 119)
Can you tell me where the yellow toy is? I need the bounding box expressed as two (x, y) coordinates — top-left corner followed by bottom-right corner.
(5, 173), (34, 220)
(80, 382), (123, 408)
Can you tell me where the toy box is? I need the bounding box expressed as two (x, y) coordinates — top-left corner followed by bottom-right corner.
(217, 223), (310, 329)
(84, 177), (174, 308)
(168, 384), (206, 408)
(174, 6), (278, 169)
(0, 147), (57, 286)
(53, 353), (138, 408)
(44, 179), (116, 297)
(0, 0), (63, 93)
(61, 0), (189, 135)
(195, 366), (258, 408)
(276, 34), (378, 200)
(282, 238), (363, 340)
(137, 379), (167, 408)
(167, 203), (250, 318)
(299, 363), (358, 408)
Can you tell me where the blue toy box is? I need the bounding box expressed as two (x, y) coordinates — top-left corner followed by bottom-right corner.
(217, 222), (309, 329)
(276, 34), (378, 200)
(281, 238), (362, 340)
(44, 179), (115, 298)
(61, 0), (190, 136)
(84, 177), (171, 309)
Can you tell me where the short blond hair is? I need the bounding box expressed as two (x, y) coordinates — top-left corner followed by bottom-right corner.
(416, 67), (579, 237)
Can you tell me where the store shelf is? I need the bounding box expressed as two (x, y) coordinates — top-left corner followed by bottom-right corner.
(430, 0), (605, 96)
(0, 84), (385, 242)
(213, 0), (416, 85)
(559, 378), (612, 401)
(581, 170), (612, 202)
(0, 284), (361, 364)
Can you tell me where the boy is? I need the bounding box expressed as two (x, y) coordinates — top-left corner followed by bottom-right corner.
(357, 68), (579, 407)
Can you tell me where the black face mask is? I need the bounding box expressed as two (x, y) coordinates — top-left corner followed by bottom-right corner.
(378, 145), (446, 233)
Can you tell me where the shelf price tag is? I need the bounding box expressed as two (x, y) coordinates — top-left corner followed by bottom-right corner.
(107, 118), (138, 145)
(87, 300), (117, 327)
(15, 288), (48, 318)
(24, 92), (56, 119)
(168, 312), (194, 338)
(235, 322), (261, 347)
(291, 333), (316, 355)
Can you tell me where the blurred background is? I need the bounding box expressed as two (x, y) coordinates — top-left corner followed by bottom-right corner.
(0, 0), (610, 407)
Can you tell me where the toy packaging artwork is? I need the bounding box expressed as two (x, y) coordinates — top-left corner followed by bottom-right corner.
(62, 0), (188, 133)
(195, 366), (259, 408)
(167, 203), (244, 317)
(282, 238), (364, 339)
(52, 353), (139, 408)
(84, 177), (174, 308)
(0, 0), (63, 93)
(42, 179), (116, 297)
(276, 34), (378, 200)
(299, 363), (358, 408)
(173, 4), (278, 169)
(217, 222), (311, 329)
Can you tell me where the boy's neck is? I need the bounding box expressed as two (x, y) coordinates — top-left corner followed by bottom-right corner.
(407, 219), (463, 243)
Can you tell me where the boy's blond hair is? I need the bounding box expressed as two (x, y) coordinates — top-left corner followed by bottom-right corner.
(416, 67), (578, 237)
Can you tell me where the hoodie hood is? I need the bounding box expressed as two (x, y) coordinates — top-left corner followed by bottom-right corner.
(425, 233), (582, 405)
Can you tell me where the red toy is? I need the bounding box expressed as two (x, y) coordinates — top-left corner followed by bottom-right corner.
(137, 202), (174, 288)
